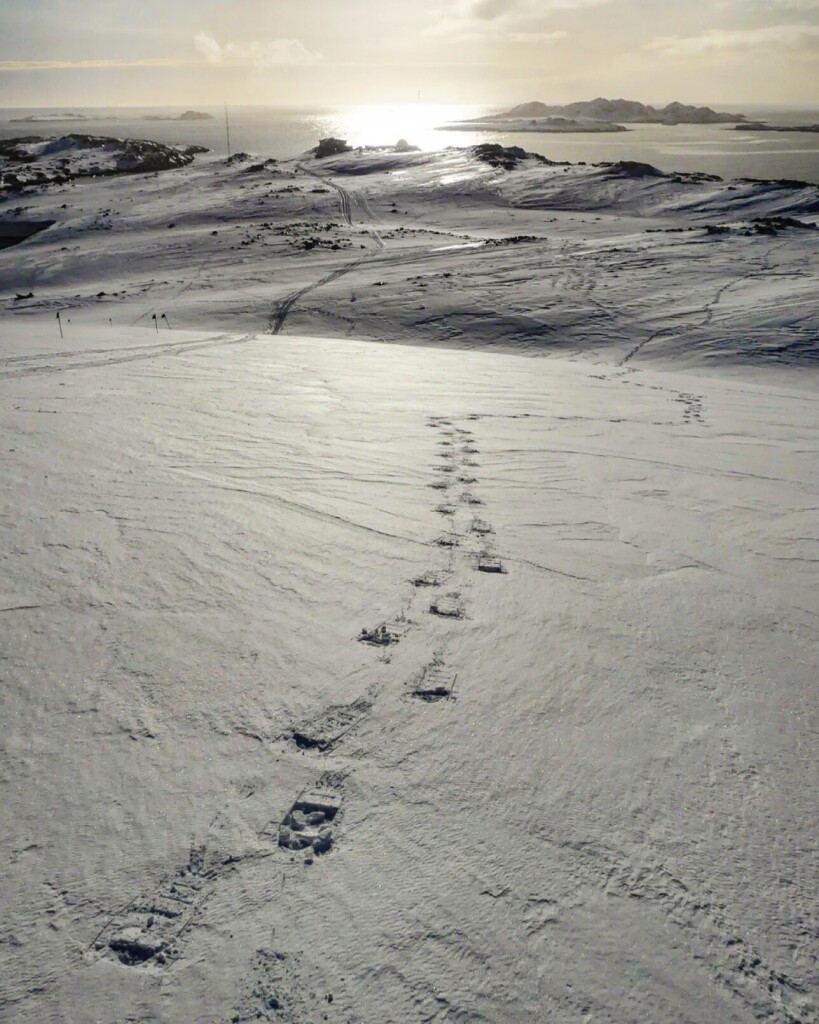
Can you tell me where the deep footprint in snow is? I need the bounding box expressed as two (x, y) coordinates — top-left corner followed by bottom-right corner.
(88, 845), (216, 968)
(410, 660), (458, 702)
(429, 592), (465, 618)
(289, 695), (373, 752)
(434, 534), (460, 548)
(411, 568), (450, 587)
(477, 552), (505, 574)
(436, 503), (456, 516)
(278, 790), (342, 855)
(460, 491), (483, 506)
(470, 518), (494, 536)
(358, 619), (407, 646)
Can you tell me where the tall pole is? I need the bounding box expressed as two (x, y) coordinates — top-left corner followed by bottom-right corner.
(56, 311), (63, 339)
(224, 102), (231, 159)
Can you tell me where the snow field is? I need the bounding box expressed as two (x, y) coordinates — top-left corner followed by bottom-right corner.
(1, 321), (816, 1021)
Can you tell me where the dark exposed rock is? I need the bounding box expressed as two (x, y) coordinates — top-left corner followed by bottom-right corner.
(314, 137), (353, 158)
(597, 160), (667, 178)
(471, 144), (551, 170)
(0, 134), (202, 193)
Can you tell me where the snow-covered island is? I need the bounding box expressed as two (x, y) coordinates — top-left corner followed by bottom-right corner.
(1, 134), (817, 1024)
(445, 97), (747, 133)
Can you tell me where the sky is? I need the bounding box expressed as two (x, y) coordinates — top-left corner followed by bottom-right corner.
(1, 0), (818, 108)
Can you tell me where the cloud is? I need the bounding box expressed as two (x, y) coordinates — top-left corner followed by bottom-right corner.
(719, 0), (819, 7)
(0, 36), (323, 74)
(193, 32), (322, 68)
(430, 0), (603, 40)
(504, 30), (569, 41)
(645, 24), (819, 55)
(455, 28), (569, 42)
(459, 0), (605, 16)
(193, 32), (222, 63)
(0, 57), (194, 72)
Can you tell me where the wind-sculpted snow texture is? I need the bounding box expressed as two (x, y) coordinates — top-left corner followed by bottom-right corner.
(0, 141), (817, 1022)
(1, 145), (816, 365)
(0, 319), (816, 1023)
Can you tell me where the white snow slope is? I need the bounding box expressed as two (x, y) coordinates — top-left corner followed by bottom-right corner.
(2, 147), (817, 365)
(0, 146), (817, 1024)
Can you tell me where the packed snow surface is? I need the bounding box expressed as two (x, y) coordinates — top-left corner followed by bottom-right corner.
(0, 142), (817, 1023)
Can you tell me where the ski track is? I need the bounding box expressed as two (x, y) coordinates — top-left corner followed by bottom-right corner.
(0, 332), (255, 380)
(619, 238), (792, 365)
(267, 165), (386, 335)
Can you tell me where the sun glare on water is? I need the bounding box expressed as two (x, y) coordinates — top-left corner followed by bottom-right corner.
(330, 103), (490, 150)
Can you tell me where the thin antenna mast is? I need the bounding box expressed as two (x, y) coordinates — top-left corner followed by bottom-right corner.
(224, 102), (232, 159)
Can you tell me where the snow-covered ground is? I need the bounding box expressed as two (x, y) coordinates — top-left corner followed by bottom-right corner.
(3, 147), (817, 365)
(1, 144), (817, 1023)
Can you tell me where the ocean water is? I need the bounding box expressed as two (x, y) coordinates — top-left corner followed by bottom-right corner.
(1, 103), (818, 185)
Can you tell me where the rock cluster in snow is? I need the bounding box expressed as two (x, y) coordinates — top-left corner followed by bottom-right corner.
(0, 134), (207, 192)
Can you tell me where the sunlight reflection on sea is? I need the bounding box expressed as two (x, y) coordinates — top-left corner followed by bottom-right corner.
(1, 103), (818, 183)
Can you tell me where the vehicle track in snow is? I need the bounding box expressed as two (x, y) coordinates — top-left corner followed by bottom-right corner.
(267, 165), (385, 335)
(0, 332), (255, 381)
(619, 238), (791, 365)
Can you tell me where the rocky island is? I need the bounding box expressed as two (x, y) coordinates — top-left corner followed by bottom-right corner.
(736, 122), (819, 134)
(145, 110), (215, 121)
(10, 112), (116, 123)
(444, 97), (746, 134)
(441, 114), (628, 134)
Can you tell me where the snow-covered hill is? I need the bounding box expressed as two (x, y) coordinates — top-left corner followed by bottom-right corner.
(0, 138), (817, 1023)
(2, 144), (816, 365)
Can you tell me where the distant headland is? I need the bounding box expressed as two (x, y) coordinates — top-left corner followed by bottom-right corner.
(443, 98), (746, 134)
(145, 110), (215, 122)
(736, 122), (819, 134)
(490, 99), (746, 124)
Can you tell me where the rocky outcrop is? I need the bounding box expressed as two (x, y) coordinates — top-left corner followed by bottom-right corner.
(0, 135), (205, 192)
(314, 138), (353, 158)
(471, 144), (552, 170)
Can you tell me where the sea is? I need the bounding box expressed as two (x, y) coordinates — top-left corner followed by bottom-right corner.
(2, 104), (819, 185)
